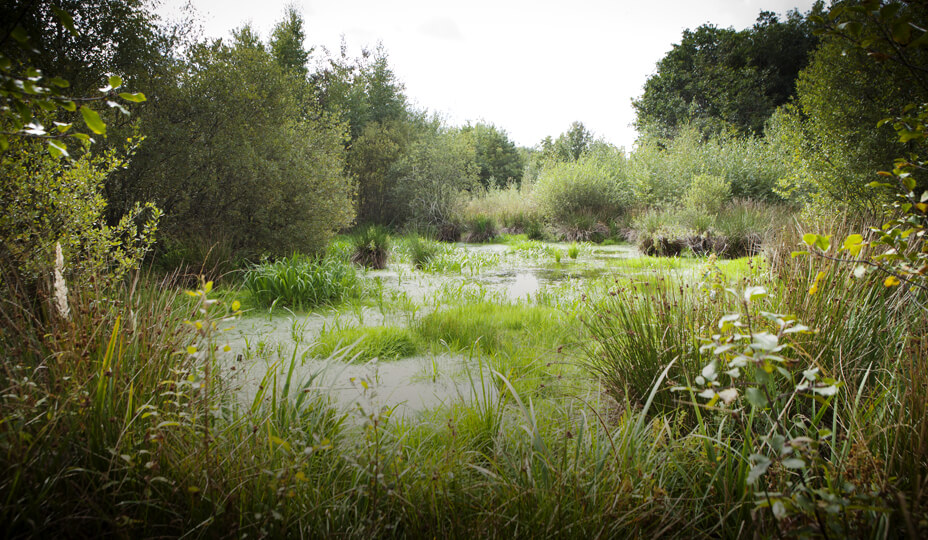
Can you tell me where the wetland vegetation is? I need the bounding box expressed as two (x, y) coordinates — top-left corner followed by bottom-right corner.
(2, 1), (928, 538)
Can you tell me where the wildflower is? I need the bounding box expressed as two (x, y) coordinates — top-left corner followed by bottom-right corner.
(53, 242), (70, 320)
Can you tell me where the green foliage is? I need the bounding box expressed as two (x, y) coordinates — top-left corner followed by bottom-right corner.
(534, 146), (633, 230)
(0, 139), (159, 286)
(771, 1), (928, 214)
(683, 173), (731, 215)
(629, 126), (786, 205)
(463, 215), (498, 243)
(461, 122), (524, 188)
(312, 325), (420, 362)
(0, 1), (155, 156)
(350, 225), (391, 269)
(403, 235), (441, 269)
(459, 182), (544, 238)
(115, 35), (354, 260)
(417, 302), (571, 355)
(394, 119), (478, 229)
(633, 8), (819, 138)
(242, 254), (361, 310)
(540, 121), (594, 162)
(269, 6), (311, 77)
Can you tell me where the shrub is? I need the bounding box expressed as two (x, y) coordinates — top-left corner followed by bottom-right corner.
(242, 254), (360, 309)
(350, 226), (391, 269)
(683, 173), (731, 215)
(534, 150), (634, 229)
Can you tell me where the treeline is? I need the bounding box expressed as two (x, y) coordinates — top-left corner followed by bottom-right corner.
(0, 0), (529, 280)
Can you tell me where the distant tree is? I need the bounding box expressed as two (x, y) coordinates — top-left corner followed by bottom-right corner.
(461, 123), (524, 188)
(269, 5), (311, 78)
(633, 7), (820, 139)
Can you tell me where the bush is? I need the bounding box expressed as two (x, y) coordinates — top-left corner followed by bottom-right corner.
(242, 254), (360, 309)
(534, 149), (633, 230)
(350, 226), (391, 269)
(683, 173), (731, 215)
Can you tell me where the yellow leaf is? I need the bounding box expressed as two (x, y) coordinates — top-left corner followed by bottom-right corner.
(884, 276), (901, 287)
(186, 345), (197, 355)
(231, 300), (241, 311)
(204, 281), (213, 293)
(295, 471), (307, 482)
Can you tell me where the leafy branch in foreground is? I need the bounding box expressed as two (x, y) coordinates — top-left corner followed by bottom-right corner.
(0, 7), (146, 157)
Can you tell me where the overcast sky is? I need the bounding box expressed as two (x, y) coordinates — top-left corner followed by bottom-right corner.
(156, 0), (819, 150)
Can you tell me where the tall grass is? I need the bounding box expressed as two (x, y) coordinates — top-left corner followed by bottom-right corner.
(242, 254), (361, 310)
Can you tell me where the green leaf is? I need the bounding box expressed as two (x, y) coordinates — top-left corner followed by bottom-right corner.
(49, 76), (70, 88)
(118, 92), (146, 103)
(47, 140), (69, 159)
(108, 75), (123, 90)
(80, 106), (106, 135)
(893, 21), (912, 44)
(745, 387), (768, 408)
(61, 100), (76, 112)
(0, 134), (8, 152)
(802, 233), (818, 247)
(11, 26), (30, 45)
(51, 7), (78, 37)
(747, 454), (771, 484)
(790, 250), (809, 258)
(841, 234), (865, 256)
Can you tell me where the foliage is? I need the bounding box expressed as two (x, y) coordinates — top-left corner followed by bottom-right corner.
(394, 119), (478, 230)
(633, 8), (819, 138)
(459, 183), (544, 238)
(534, 146), (633, 229)
(0, 0), (153, 156)
(771, 0), (928, 215)
(463, 215), (498, 243)
(242, 254), (361, 310)
(683, 173), (731, 215)
(539, 121), (595, 162)
(350, 225), (391, 269)
(629, 126), (786, 205)
(461, 122), (524, 188)
(113, 35), (355, 259)
(0, 139), (159, 287)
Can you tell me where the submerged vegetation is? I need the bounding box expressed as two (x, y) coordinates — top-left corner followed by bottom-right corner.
(3, 0), (928, 538)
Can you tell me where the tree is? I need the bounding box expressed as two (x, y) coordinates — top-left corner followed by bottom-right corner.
(112, 33), (354, 257)
(633, 7), (820, 139)
(394, 118), (478, 229)
(461, 122), (524, 188)
(770, 0), (928, 214)
(269, 5), (311, 78)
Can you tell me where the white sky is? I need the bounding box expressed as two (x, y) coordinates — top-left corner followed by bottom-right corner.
(156, 0), (818, 150)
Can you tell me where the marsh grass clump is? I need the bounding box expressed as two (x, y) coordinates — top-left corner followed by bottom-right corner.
(463, 215), (499, 243)
(242, 254), (360, 310)
(405, 235), (441, 269)
(350, 225), (391, 269)
(417, 301), (573, 355)
(567, 242), (580, 259)
(312, 325), (420, 362)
